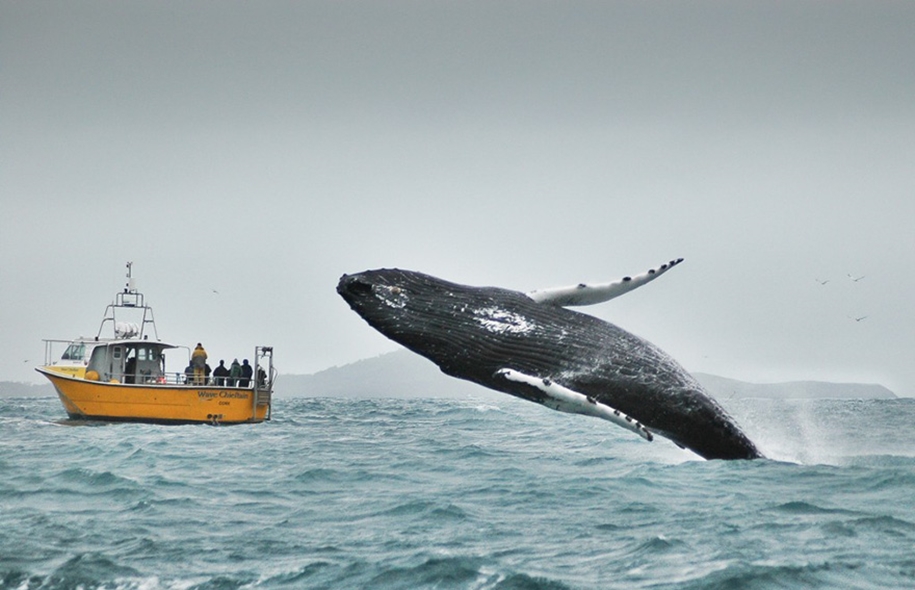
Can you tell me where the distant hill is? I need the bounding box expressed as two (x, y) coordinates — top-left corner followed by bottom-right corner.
(275, 350), (480, 399)
(274, 350), (898, 400)
(692, 372), (896, 400)
(0, 381), (55, 398)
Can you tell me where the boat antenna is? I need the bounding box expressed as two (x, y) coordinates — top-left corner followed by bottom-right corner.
(125, 261), (135, 294)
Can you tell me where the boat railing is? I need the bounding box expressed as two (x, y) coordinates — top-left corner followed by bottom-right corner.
(251, 346), (275, 420)
(100, 370), (274, 388)
(42, 339), (84, 366)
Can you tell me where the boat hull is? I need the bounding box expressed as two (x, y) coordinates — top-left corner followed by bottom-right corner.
(37, 368), (270, 424)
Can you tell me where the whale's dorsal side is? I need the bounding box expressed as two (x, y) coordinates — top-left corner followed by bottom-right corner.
(526, 258), (685, 307)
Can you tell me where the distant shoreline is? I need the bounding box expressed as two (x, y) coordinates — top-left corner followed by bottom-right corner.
(4, 351), (898, 400)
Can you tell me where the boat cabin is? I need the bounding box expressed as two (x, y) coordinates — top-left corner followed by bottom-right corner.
(85, 340), (177, 384)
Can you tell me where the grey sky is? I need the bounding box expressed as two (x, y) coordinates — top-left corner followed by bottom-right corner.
(2, 1), (914, 395)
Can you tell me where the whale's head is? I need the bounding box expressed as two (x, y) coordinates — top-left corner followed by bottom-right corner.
(337, 269), (538, 375)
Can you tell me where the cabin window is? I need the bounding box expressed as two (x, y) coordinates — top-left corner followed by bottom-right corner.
(62, 343), (86, 360)
(137, 347), (159, 362)
(113, 347), (122, 360)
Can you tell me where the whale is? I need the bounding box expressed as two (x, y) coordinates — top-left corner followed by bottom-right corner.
(337, 260), (763, 460)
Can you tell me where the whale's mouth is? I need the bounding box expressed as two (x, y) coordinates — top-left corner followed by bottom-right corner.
(337, 274), (374, 299)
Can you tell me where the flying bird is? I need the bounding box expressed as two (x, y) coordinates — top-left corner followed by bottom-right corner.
(847, 274), (865, 282)
(815, 278), (830, 285)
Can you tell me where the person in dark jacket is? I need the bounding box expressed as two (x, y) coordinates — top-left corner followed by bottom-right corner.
(213, 360), (229, 386)
(240, 359), (253, 387)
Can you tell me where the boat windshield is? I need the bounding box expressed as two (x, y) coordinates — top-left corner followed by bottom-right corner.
(61, 342), (87, 361)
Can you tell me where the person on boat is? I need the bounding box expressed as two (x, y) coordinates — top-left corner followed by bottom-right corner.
(256, 366), (267, 388)
(184, 361), (195, 384)
(191, 343), (208, 385)
(228, 358), (242, 387)
(213, 360), (229, 386)
(240, 359), (253, 387)
(124, 354), (137, 384)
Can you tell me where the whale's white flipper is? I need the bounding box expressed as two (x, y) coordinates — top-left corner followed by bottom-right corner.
(496, 368), (653, 441)
(526, 258), (684, 307)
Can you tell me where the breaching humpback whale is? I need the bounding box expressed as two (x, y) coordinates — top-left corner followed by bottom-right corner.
(337, 259), (763, 460)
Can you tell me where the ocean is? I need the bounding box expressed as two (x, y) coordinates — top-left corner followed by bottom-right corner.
(2, 393), (915, 589)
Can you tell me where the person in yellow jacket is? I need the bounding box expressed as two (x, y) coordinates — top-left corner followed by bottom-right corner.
(191, 343), (208, 385)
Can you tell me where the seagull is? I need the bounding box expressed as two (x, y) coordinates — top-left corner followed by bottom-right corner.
(211, 289), (220, 295)
(847, 274), (865, 282)
(848, 315), (868, 322)
(815, 278), (830, 285)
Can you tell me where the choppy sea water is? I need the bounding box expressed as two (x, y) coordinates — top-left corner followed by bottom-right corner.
(2, 393), (915, 590)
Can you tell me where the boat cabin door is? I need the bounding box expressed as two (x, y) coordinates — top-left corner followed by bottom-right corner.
(86, 344), (124, 383)
(125, 344), (166, 384)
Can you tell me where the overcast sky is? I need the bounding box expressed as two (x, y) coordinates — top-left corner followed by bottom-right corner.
(2, 1), (913, 396)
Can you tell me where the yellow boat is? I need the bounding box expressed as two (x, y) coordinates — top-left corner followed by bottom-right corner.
(37, 263), (274, 424)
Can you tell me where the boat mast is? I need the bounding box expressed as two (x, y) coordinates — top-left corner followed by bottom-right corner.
(96, 262), (160, 341)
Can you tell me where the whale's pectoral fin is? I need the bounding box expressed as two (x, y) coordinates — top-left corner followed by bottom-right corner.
(526, 258), (684, 307)
(495, 368), (653, 442)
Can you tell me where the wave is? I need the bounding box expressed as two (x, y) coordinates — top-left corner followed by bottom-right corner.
(4, 396), (915, 589)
